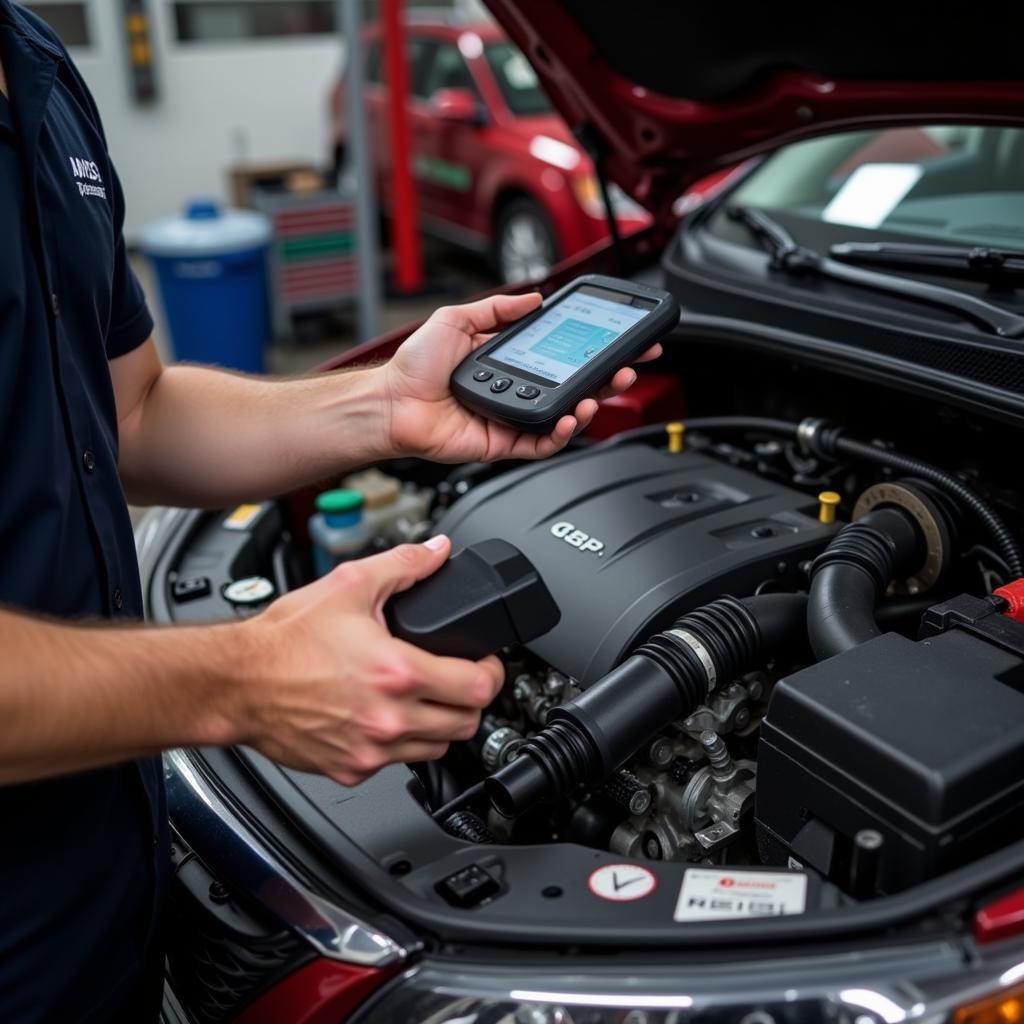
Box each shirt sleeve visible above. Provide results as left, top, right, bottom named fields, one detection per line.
left=105, top=162, right=155, bottom=360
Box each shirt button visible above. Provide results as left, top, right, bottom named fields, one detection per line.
left=113, top=588, right=124, bottom=610
left=50, top=293, right=60, bottom=317
left=82, top=449, right=96, bottom=473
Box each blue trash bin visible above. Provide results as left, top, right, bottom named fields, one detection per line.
left=139, top=200, right=272, bottom=373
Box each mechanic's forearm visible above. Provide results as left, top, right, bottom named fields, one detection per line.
left=0, top=607, right=251, bottom=785
left=119, top=363, right=390, bottom=507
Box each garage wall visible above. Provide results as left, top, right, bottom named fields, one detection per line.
left=26, top=0, right=488, bottom=239
left=53, top=1, right=343, bottom=238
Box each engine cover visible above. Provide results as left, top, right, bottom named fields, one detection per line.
left=439, top=443, right=835, bottom=684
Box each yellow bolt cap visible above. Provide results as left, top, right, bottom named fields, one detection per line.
left=666, top=422, right=685, bottom=453
left=818, top=490, right=841, bottom=524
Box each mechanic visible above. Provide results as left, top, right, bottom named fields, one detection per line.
left=0, top=3, right=660, bottom=1021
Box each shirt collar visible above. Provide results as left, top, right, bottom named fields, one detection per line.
left=0, top=0, right=63, bottom=62
left=0, top=1, right=60, bottom=159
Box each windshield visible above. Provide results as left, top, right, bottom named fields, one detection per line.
left=730, top=126, right=1024, bottom=249
left=484, top=41, right=552, bottom=117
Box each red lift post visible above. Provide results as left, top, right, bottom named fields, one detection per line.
left=382, top=0, right=424, bottom=293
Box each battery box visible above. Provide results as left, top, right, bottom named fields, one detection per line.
left=756, top=594, right=1024, bottom=894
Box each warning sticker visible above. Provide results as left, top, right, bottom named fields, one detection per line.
left=588, top=863, right=657, bottom=902
left=674, top=868, right=807, bottom=922
left=223, top=503, right=263, bottom=531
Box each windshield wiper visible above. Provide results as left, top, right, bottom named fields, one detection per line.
left=726, top=205, right=1024, bottom=339
left=829, top=241, right=1024, bottom=285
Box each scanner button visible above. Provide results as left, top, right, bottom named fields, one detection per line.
left=515, top=385, right=540, bottom=400
left=490, top=377, right=513, bottom=393
left=472, top=368, right=493, bottom=382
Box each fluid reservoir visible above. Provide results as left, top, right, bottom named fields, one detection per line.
left=308, top=488, right=369, bottom=576
left=342, top=469, right=432, bottom=543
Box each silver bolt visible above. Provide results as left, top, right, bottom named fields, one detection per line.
left=855, top=828, right=884, bottom=850
left=700, top=730, right=734, bottom=781
left=629, top=790, right=652, bottom=816
left=648, top=737, right=673, bottom=767
left=543, top=672, right=564, bottom=696
left=512, top=677, right=532, bottom=702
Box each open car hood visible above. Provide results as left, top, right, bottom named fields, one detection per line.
left=485, top=1, right=1024, bottom=220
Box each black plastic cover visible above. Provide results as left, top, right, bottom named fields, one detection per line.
left=757, top=609, right=1024, bottom=893
left=439, top=443, right=834, bottom=684
left=385, top=539, right=560, bottom=659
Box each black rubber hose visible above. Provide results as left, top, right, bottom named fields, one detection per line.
left=606, top=416, right=1022, bottom=581
left=485, top=592, right=807, bottom=819
left=600, top=416, right=800, bottom=449
left=807, top=506, right=922, bottom=661
left=827, top=434, right=1024, bottom=579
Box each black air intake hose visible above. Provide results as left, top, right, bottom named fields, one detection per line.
left=803, top=421, right=1023, bottom=579
left=807, top=506, right=922, bottom=661
left=829, top=434, right=1022, bottom=579
left=485, top=593, right=806, bottom=819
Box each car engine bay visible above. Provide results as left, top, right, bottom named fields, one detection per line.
left=150, top=364, right=1024, bottom=912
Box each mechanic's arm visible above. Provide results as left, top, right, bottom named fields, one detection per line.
left=111, top=337, right=391, bottom=507
left=0, top=538, right=501, bottom=786
left=113, top=292, right=660, bottom=507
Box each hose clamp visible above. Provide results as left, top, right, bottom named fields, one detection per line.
left=668, top=628, right=718, bottom=698
left=797, top=417, right=825, bottom=455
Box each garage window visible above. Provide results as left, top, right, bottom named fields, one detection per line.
left=22, top=2, right=91, bottom=47
left=173, top=1, right=336, bottom=42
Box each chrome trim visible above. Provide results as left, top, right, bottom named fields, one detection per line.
left=133, top=506, right=187, bottom=578
left=164, top=749, right=407, bottom=967
left=133, top=506, right=193, bottom=621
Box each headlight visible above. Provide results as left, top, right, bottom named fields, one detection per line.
left=955, top=982, right=1024, bottom=1024
left=352, top=945, right=1024, bottom=1024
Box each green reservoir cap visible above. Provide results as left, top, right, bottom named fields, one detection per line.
left=316, top=489, right=364, bottom=514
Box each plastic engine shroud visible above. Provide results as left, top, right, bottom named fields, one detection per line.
left=438, top=443, right=837, bottom=685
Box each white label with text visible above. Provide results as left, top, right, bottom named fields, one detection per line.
left=674, top=868, right=807, bottom=922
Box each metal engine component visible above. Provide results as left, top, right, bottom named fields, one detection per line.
left=609, top=730, right=756, bottom=862
left=481, top=726, right=525, bottom=772
left=501, top=661, right=768, bottom=862
left=681, top=673, right=764, bottom=738
left=603, top=770, right=653, bottom=816
left=510, top=670, right=574, bottom=726
left=605, top=672, right=770, bottom=863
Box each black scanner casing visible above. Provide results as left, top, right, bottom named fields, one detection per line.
left=451, top=274, right=679, bottom=433
left=385, top=539, right=560, bottom=660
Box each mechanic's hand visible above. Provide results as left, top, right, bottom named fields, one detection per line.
left=380, top=292, right=662, bottom=463
left=237, top=536, right=503, bottom=787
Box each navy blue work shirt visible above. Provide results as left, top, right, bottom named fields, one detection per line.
left=0, top=2, right=168, bottom=1021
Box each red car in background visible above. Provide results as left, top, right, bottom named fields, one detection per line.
left=329, top=15, right=650, bottom=283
